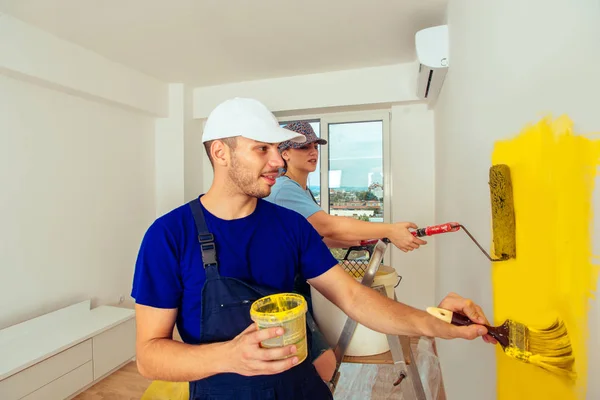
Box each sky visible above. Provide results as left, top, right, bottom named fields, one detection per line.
left=299, top=121, right=384, bottom=190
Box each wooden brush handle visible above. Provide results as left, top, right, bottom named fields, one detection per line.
left=426, top=307, right=474, bottom=326
left=427, top=307, right=505, bottom=345
left=427, top=307, right=494, bottom=329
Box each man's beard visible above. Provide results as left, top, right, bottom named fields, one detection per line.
left=227, top=153, right=272, bottom=199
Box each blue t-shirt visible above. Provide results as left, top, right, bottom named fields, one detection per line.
left=131, top=196, right=337, bottom=344
left=265, top=176, right=322, bottom=219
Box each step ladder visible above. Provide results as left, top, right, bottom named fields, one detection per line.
left=328, top=239, right=427, bottom=400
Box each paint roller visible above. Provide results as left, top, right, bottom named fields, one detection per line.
left=412, top=164, right=517, bottom=261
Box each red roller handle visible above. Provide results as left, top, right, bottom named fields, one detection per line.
left=411, top=222, right=461, bottom=237
left=359, top=222, right=460, bottom=245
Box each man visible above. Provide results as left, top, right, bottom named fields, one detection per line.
left=131, top=97, right=493, bottom=399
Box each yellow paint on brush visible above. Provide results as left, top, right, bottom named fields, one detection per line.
left=491, top=115, right=600, bottom=400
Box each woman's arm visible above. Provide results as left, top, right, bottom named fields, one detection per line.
left=307, top=210, right=427, bottom=252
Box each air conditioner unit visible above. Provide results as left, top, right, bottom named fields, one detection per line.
left=415, top=25, right=448, bottom=104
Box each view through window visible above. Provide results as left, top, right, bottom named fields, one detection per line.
left=327, top=121, right=384, bottom=222
left=327, top=120, right=384, bottom=260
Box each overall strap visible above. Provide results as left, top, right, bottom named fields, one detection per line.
left=188, top=198, right=218, bottom=270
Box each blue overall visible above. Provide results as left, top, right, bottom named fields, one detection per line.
left=187, top=199, right=333, bottom=400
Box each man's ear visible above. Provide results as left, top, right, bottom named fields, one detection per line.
left=281, top=149, right=289, bottom=161
left=211, top=140, right=230, bottom=166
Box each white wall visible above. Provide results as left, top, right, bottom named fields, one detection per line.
left=155, top=83, right=206, bottom=215
left=390, top=104, right=436, bottom=310
left=200, top=132, right=214, bottom=194
left=434, top=0, right=600, bottom=399
left=184, top=98, right=205, bottom=202
left=155, top=84, right=186, bottom=217
left=193, top=63, right=421, bottom=118
left=0, top=14, right=167, bottom=330
left=0, top=74, right=156, bottom=329
left=0, top=13, right=168, bottom=117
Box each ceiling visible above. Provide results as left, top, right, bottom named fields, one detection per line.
left=0, top=0, right=447, bottom=86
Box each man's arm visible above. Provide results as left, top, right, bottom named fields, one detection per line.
left=135, top=304, right=300, bottom=381
left=135, top=304, right=227, bottom=381
left=307, top=211, right=427, bottom=253
left=307, top=265, right=490, bottom=340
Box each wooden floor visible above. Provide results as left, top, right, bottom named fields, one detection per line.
left=73, top=339, right=445, bottom=399
left=73, top=362, right=151, bottom=400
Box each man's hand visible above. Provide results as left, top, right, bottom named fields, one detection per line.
left=388, top=222, right=427, bottom=252
left=223, top=323, right=300, bottom=376
left=438, top=292, right=497, bottom=344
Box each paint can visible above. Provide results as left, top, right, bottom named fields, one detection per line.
left=250, top=293, right=308, bottom=363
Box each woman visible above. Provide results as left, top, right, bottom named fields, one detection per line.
left=266, top=121, right=426, bottom=252
left=264, top=120, right=427, bottom=386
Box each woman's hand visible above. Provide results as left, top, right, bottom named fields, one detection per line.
left=387, top=222, right=427, bottom=252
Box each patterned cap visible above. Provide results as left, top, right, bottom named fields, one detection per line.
left=278, top=121, right=327, bottom=152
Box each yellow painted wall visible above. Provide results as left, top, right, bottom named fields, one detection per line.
left=491, top=116, right=600, bottom=399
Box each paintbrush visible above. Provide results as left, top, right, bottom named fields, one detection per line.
left=427, top=307, right=576, bottom=379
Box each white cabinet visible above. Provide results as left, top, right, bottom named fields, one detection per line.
left=92, top=318, right=136, bottom=380
left=0, top=340, right=92, bottom=400
left=0, top=301, right=135, bottom=400
left=21, top=362, right=94, bottom=400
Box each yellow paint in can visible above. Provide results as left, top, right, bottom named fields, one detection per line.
left=250, top=293, right=308, bottom=364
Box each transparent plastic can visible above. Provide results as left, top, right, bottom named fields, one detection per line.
left=250, top=293, right=308, bottom=363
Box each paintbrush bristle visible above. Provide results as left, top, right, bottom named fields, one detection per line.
left=505, top=319, right=576, bottom=379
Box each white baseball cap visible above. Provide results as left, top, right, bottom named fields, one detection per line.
left=202, top=98, right=307, bottom=145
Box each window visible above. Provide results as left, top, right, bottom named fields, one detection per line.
left=327, top=121, right=384, bottom=222
left=279, top=111, right=390, bottom=261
